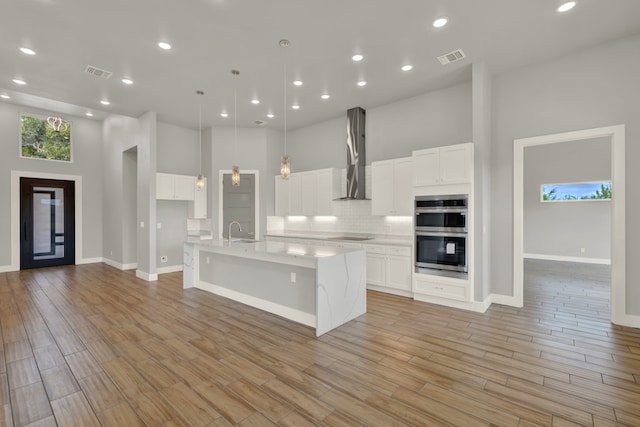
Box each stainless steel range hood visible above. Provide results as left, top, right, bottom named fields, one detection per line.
left=335, top=106, right=369, bottom=200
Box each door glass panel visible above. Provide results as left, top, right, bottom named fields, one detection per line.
left=33, top=186, right=65, bottom=261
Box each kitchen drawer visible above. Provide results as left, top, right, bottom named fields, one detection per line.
left=388, top=246, right=411, bottom=257
left=413, top=277, right=469, bottom=301
left=363, top=244, right=387, bottom=255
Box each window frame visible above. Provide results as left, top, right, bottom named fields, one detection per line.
left=540, top=180, right=612, bottom=203
left=19, top=112, right=74, bottom=163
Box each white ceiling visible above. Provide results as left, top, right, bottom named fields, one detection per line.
left=1, top=0, right=640, bottom=131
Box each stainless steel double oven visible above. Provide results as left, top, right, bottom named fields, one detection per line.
left=415, top=194, right=468, bottom=273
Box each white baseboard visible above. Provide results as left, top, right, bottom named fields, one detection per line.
left=157, top=265, right=183, bottom=275
left=136, top=270, right=158, bottom=282
left=413, top=292, right=491, bottom=313
left=524, top=253, right=610, bottom=265
left=367, top=284, right=413, bottom=298
left=78, top=257, right=104, bottom=265
left=614, top=313, right=640, bottom=329
left=0, top=265, right=17, bottom=273
left=196, top=280, right=316, bottom=328
left=489, top=293, right=523, bottom=308
left=103, top=258, right=137, bottom=271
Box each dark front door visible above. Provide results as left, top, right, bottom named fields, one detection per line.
left=20, top=177, right=75, bottom=269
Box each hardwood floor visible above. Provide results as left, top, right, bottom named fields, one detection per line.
left=1, top=261, right=639, bottom=426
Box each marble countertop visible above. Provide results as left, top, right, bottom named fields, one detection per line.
left=186, top=238, right=363, bottom=261
left=264, top=231, right=412, bottom=247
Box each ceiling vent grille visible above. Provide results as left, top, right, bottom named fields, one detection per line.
left=84, top=65, right=113, bottom=79
left=253, top=120, right=266, bottom=126
left=437, top=49, right=466, bottom=65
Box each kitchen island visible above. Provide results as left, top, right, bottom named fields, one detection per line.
left=183, top=239, right=366, bottom=336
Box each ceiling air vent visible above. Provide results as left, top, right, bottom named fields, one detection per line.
left=253, top=120, right=266, bottom=126
left=84, top=65, right=113, bottom=79
left=437, top=49, right=466, bottom=65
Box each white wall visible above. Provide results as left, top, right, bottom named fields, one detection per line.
left=0, top=102, right=103, bottom=269
left=492, top=34, right=640, bottom=314
left=524, top=137, right=611, bottom=260
left=287, top=82, right=473, bottom=172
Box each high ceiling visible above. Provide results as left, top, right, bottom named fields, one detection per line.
left=1, top=0, right=640, bottom=131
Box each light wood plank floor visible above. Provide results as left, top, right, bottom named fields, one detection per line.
left=1, top=261, right=638, bottom=426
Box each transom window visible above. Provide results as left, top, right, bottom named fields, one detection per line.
left=20, top=114, right=72, bottom=162
left=541, top=181, right=611, bottom=202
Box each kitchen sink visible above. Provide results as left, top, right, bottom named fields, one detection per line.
left=327, top=236, right=374, bottom=241
left=229, top=238, right=260, bottom=244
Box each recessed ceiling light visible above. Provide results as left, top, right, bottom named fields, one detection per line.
left=220, top=112, right=229, bottom=118
left=433, top=17, right=449, bottom=28
left=352, top=54, right=364, bottom=62
left=121, top=78, right=133, bottom=85
left=321, top=94, right=330, bottom=100
left=557, top=1, right=577, bottom=12
left=357, top=80, right=367, bottom=87
left=401, top=64, right=414, bottom=72
left=100, top=100, right=110, bottom=105
left=1, top=94, right=10, bottom=99
left=12, top=79, right=26, bottom=85
left=267, top=113, right=275, bottom=118
left=291, top=104, right=300, bottom=110
left=251, top=99, right=260, bottom=105
left=85, top=112, right=93, bottom=117
left=19, top=47, right=36, bottom=55
left=293, top=80, right=303, bottom=86
left=157, top=42, right=172, bottom=50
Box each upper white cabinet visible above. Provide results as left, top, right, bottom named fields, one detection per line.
left=413, top=143, right=473, bottom=186
left=275, top=169, right=340, bottom=216
left=372, top=157, right=413, bottom=215
left=156, top=173, right=195, bottom=201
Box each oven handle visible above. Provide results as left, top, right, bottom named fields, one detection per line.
left=415, top=207, right=467, bottom=214
left=416, top=231, right=467, bottom=238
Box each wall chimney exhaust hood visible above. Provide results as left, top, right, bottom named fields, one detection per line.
left=335, top=106, right=369, bottom=200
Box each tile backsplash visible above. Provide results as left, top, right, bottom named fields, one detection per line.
left=268, top=167, right=413, bottom=236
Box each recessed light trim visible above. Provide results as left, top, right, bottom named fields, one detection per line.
left=85, top=112, right=94, bottom=117
left=401, top=64, right=414, bottom=72
left=121, top=78, right=133, bottom=85
left=357, top=80, right=367, bottom=87
left=267, top=113, right=275, bottom=118
left=293, top=80, right=303, bottom=86
left=557, top=1, right=577, bottom=12
left=157, top=42, right=172, bottom=50
left=20, top=47, right=36, bottom=55
left=1, top=94, right=10, bottom=99
left=352, top=54, right=364, bottom=62
left=321, top=94, right=330, bottom=100
left=220, top=112, right=229, bottom=118
left=100, top=100, right=110, bottom=105
left=12, top=79, right=26, bottom=85
left=433, top=17, right=449, bottom=28
left=291, top=104, right=300, bottom=110
left=251, top=99, right=260, bottom=105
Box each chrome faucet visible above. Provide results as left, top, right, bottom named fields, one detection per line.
left=228, top=221, right=242, bottom=245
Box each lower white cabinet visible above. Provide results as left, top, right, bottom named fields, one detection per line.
left=364, top=244, right=411, bottom=293
left=413, top=274, right=471, bottom=302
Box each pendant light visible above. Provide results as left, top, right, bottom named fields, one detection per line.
left=231, top=69, right=241, bottom=186
left=279, top=39, right=291, bottom=179
left=195, top=90, right=205, bottom=190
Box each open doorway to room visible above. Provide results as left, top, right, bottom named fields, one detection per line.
left=218, top=170, right=260, bottom=240
left=513, top=125, right=626, bottom=325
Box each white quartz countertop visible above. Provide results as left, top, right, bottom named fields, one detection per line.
left=264, top=231, right=412, bottom=247
left=187, top=238, right=363, bottom=263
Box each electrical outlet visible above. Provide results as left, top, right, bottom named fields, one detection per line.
left=140, top=221, right=145, bottom=228
left=157, top=223, right=162, bottom=229
left=206, top=256, right=210, bottom=264
left=110, top=250, right=113, bottom=256
left=160, top=255, right=168, bottom=263
left=291, top=272, right=296, bottom=283
left=580, top=247, right=585, bottom=254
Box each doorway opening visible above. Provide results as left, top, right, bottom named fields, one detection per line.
left=513, top=125, right=626, bottom=325
left=218, top=170, right=259, bottom=240
left=20, top=177, right=75, bottom=269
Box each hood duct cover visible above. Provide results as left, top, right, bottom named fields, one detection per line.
left=335, top=106, right=369, bottom=200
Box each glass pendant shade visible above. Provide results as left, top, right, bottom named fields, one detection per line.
left=232, top=165, right=240, bottom=186
left=196, top=174, right=205, bottom=190
left=280, top=155, right=290, bottom=179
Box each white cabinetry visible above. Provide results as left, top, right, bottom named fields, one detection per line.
left=413, top=274, right=471, bottom=302
left=363, top=244, right=412, bottom=295
left=413, top=143, right=473, bottom=186
left=156, top=173, right=195, bottom=201
left=372, top=157, right=413, bottom=215
left=276, top=169, right=339, bottom=216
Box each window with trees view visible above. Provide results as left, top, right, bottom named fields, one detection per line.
left=541, top=181, right=611, bottom=202
left=21, top=114, right=72, bottom=161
